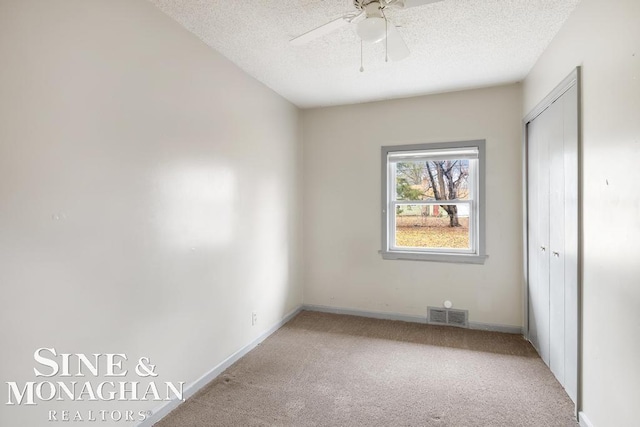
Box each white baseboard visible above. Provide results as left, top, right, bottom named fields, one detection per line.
left=302, top=304, right=523, bottom=335
left=303, top=304, right=427, bottom=324
left=137, top=305, right=303, bottom=427
left=579, top=412, right=594, bottom=427
left=468, top=320, right=523, bottom=334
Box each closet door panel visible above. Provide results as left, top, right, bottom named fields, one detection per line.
left=539, top=109, right=551, bottom=365
left=548, top=99, right=566, bottom=384
left=535, top=108, right=551, bottom=365
left=527, top=118, right=541, bottom=353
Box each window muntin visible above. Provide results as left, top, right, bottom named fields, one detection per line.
left=381, top=141, right=486, bottom=263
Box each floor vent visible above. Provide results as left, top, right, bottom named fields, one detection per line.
left=427, top=307, right=469, bottom=328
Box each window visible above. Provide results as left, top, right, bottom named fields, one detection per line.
left=381, top=140, right=486, bottom=263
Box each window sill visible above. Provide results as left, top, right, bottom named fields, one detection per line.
left=379, top=250, right=488, bottom=264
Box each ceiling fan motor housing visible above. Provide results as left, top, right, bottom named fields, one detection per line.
left=355, top=1, right=384, bottom=15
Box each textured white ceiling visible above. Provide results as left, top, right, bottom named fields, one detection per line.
left=149, top=0, right=580, bottom=108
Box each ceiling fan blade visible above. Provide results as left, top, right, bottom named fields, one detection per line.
left=386, top=24, right=410, bottom=61
left=392, top=0, right=443, bottom=9
left=290, top=14, right=355, bottom=46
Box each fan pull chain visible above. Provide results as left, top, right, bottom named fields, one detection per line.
left=360, top=40, right=364, bottom=72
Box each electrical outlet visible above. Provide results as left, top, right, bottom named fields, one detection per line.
left=251, top=312, right=257, bottom=326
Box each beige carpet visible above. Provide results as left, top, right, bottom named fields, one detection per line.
left=157, top=311, right=578, bottom=426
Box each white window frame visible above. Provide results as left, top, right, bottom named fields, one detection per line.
left=380, top=140, right=487, bottom=264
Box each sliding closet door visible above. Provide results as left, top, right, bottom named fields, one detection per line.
left=526, top=75, right=579, bottom=405
left=527, top=116, right=540, bottom=354
left=548, top=97, right=565, bottom=384
left=527, top=105, right=550, bottom=365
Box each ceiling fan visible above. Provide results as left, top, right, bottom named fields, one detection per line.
left=290, top=0, right=443, bottom=63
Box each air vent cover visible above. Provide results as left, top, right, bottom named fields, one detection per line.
left=428, top=308, right=447, bottom=324
left=427, top=307, right=469, bottom=328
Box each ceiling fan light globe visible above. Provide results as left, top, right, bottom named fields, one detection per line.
left=357, top=17, right=386, bottom=43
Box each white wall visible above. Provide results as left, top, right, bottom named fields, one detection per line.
left=523, top=1, right=640, bottom=425
left=0, top=1, right=301, bottom=425
left=302, top=84, right=523, bottom=328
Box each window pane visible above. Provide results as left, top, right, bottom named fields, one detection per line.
left=395, top=159, right=472, bottom=201
left=395, top=204, right=470, bottom=249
